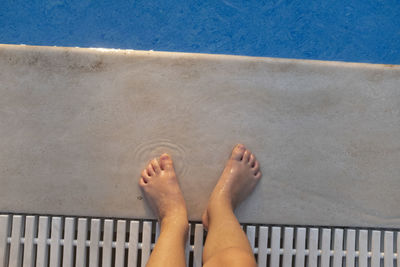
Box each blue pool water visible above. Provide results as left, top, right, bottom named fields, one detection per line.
left=1, top=0, right=399, bottom=64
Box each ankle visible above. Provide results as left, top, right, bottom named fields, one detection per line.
left=209, top=193, right=234, bottom=211
left=160, top=213, right=188, bottom=232
left=207, top=196, right=234, bottom=220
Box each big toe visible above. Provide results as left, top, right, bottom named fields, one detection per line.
left=160, top=153, right=174, bottom=170
left=231, top=144, right=246, bottom=161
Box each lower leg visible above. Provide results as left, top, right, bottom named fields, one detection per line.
left=202, top=144, right=262, bottom=267
left=147, top=216, right=188, bottom=267
left=203, top=200, right=255, bottom=265
left=138, top=154, right=188, bottom=267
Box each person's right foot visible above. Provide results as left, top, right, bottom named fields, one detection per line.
left=202, top=144, right=262, bottom=229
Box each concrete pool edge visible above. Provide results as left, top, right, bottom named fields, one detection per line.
left=0, top=43, right=399, bottom=227
left=1, top=43, right=399, bottom=69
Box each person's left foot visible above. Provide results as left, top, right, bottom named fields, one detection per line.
left=139, top=153, right=188, bottom=225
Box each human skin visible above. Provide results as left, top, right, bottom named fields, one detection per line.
left=139, top=144, right=261, bottom=267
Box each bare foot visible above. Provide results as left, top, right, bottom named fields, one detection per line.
left=139, top=153, right=188, bottom=226
left=202, top=144, right=262, bottom=229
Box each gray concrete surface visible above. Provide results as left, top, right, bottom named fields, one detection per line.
left=0, top=44, right=399, bottom=227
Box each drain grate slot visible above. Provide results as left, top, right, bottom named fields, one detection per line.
left=0, top=214, right=399, bottom=266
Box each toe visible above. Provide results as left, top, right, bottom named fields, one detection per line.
left=141, top=170, right=150, bottom=182
left=139, top=177, right=147, bottom=187
left=151, top=158, right=161, bottom=174
left=231, top=144, right=246, bottom=161
left=252, top=161, right=260, bottom=173
left=255, top=171, right=262, bottom=179
left=160, top=153, right=174, bottom=170
left=249, top=154, right=256, bottom=167
left=243, top=149, right=251, bottom=162
left=147, top=164, right=155, bottom=176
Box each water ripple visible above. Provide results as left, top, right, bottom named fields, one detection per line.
left=127, top=139, right=188, bottom=177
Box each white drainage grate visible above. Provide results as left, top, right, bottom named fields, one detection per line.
left=0, top=214, right=399, bottom=267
